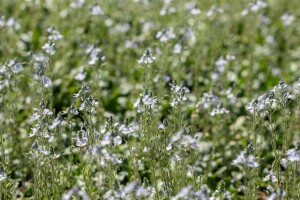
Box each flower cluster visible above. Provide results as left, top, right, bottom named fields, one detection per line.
left=169, top=81, right=189, bottom=108
left=138, top=49, right=156, bottom=64
left=156, top=27, right=176, bottom=43
left=133, top=90, right=158, bottom=113
left=241, top=0, right=267, bottom=16
left=232, top=148, right=259, bottom=168
left=245, top=81, right=292, bottom=113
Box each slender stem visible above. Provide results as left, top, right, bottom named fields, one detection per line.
left=253, top=107, right=257, bottom=155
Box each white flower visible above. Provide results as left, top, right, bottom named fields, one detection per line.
left=245, top=98, right=262, bottom=111
left=142, top=93, right=157, bottom=107
left=47, top=27, right=63, bottom=41
left=263, top=170, right=278, bottom=183
left=156, top=27, right=176, bottom=43
left=70, top=0, right=85, bottom=8
left=280, top=158, right=288, bottom=168
left=30, top=112, right=40, bottom=122
left=245, top=92, right=274, bottom=112
left=115, top=189, right=125, bottom=198
left=232, top=151, right=259, bottom=168
left=101, top=133, right=112, bottom=146
left=136, top=186, right=150, bottom=197
left=171, top=131, right=182, bottom=143
left=133, top=97, right=145, bottom=113
left=87, top=46, right=101, bottom=65
left=226, top=88, right=237, bottom=104
left=207, top=5, right=223, bottom=17
left=7, top=59, right=16, bottom=67
left=242, top=0, right=267, bottom=16
left=79, top=101, right=88, bottom=111
left=134, top=92, right=158, bottom=113
left=136, top=159, right=142, bottom=166
left=42, top=42, right=56, bottom=55
left=173, top=43, right=182, bottom=54
left=6, top=17, right=20, bottom=30
left=197, top=92, right=220, bottom=109
left=158, top=124, right=165, bottom=130
left=138, top=49, right=156, bottom=64
left=267, top=189, right=286, bottom=200
left=159, top=1, right=176, bottom=16
left=62, top=188, right=90, bottom=200
left=38, top=145, right=50, bottom=155
left=123, top=181, right=138, bottom=194
left=166, top=143, right=173, bottom=150
left=75, top=138, right=87, bottom=147
left=261, top=15, right=271, bottom=24
left=286, top=148, right=300, bottom=163
left=190, top=8, right=201, bottom=15
left=113, top=136, right=122, bottom=146
left=246, top=81, right=291, bottom=113
left=50, top=118, right=61, bottom=129
left=281, top=13, right=294, bottom=26
left=90, top=4, right=104, bottom=15
left=210, top=107, right=229, bottom=116
left=118, top=124, right=134, bottom=135
left=215, top=56, right=227, bottom=72
left=193, top=190, right=209, bottom=199
left=173, top=153, right=182, bottom=161
left=29, top=124, right=39, bottom=137
left=0, top=173, right=7, bottom=182
left=43, top=109, right=53, bottom=116
left=172, top=186, right=191, bottom=200
left=249, top=0, right=267, bottom=12
left=111, top=154, right=123, bottom=164
left=214, top=55, right=235, bottom=75
left=43, top=76, right=52, bottom=87
left=75, top=71, right=86, bottom=81
left=12, top=62, right=23, bottom=73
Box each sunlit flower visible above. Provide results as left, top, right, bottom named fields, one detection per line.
left=43, top=76, right=52, bottom=87
left=62, top=188, right=90, bottom=200
left=12, top=62, right=23, bottom=73
left=90, top=3, right=104, bottom=15
left=75, top=71, right=86, bottom=81
left=172, top=186, right=191, bottom=200
left=232, top=150, right=259, bottom=168
left=42, top=42, right=56, bottom=55
left=30, top=112, right=40, bottom=122
left=207, top=5, right=223, bottom=17
left=138, top=49, right=156, bottom=64
left=70, top=0, right=85, bottom=8
left=47, top=27, right=63, bottom=41
left=136, top=186, right=150, bottom=197
left=263, top=170, right=278, bottom=183
left=281, top=13, right=294, bottom=26
left=210, top=106, right=229, bottom=116
left=286, top=148, right=300, bottom=163
left=156, top=27, right=176, bottom=43
left=0, top=173, right=7, bottom=182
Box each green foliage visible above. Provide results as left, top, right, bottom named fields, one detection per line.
left=1, top=0, right=300, bottom=199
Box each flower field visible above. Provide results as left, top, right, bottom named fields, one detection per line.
left=1, top=0, right=300, bottom=199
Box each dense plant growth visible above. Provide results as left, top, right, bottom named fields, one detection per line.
left=1, top=0, right=300, bottom=199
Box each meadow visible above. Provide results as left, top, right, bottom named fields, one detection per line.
left=1, top=0, right=300, bottom=199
